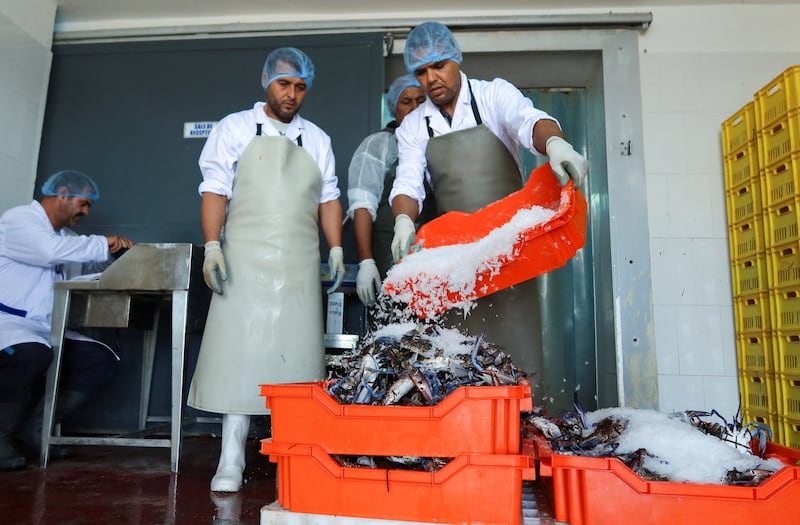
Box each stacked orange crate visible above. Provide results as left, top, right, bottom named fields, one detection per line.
left=258, top=382, right=536, bottom=524
left=722, top=101, right=776, bottom=434
left=756, top=65, right=800, bottom=444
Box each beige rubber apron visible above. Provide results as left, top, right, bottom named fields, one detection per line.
left=188, top=134, right=325, bottom=415
left=425, top=80, right=543, bottom=379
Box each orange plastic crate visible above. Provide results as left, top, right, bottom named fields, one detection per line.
left=260, top=381, right=532, bottom=456
left=536, top=440, right=800, bottom=525
left=260, top=440, right=535, bottom=525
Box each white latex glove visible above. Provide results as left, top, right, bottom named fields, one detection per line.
left=327, top=246, right=345, bottom=294
left=545, top=136, right=589, bottom=187
left=356, top=259, right=381, bottom=306
left=203, top=240, right=227, bottom=295
left=391, top=214, right=416, bottom=263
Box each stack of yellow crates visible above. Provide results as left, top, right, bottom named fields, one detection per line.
left=724, top=65, right=800, bottom=447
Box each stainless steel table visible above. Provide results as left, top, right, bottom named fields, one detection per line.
left=41, top=243, right=195, bottom=473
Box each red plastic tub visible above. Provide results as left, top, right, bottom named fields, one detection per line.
left=260, top=381, right=532, bottom=456
left=261, top=439, right=535, bottom=525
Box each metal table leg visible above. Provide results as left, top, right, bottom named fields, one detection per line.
left=41, top=287, right=71, bottom=468
left=170, top=290, right=189, bottom=473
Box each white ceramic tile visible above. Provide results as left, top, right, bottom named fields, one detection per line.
left=642, top=111, right=687, bottom=174
left=708, top=170, right=730, bottom=239
left=684, top=113, right=728, bottom=174
left=654, top=304, right=679, bottom=374
left=702, top=375, right=740, bottom=417
left=638, top=53, right=663, bottom=112
left=692, top=238, right=734, bottom=306
left=720, top=305, right=738, bottom=376
left=667, top=174, right=715, bottom=238
left=650, top=237, right=694, bottom=305
left=676, top=305, right=726, bottom=375
left=646, top=173, right=670, bottom=238
left=657, top=374, right=705, bottom=413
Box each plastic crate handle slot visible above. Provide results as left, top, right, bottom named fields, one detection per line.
left=741, top=223, right=752, bottom=232
left=748, top=336, right=760, bottom=344
left=786, top=291, right=799, bottom=299
left=790, top=335, right=800, bottom=343
left=768, top=83, right=781, bottom=96
left=771, top=122, right=785, bottom=136
left=744, top=260, right=754, bottom=268
left=783, top=247, right=796, bottom=256
left=779, top=204, right=792, bottom=216
left=776, top=162, right=789, bottom=174
left=751, top=376, right=763, bottom=384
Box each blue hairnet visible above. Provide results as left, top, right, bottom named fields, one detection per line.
left=404, top=22, right=463, bottom=74
left=261, top=47, right=315, bottom=91
left=386, top=74, right=422, bottom=118
left=40, top=170, right=100, bottom=202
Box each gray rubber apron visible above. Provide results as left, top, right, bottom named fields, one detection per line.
left=425, top=81, right=543, bottom=378
left=373, top=124, right=437, bottom=278
left=188, top=134, right=325, bottom=415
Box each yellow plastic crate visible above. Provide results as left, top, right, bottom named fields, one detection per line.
left=736, top=331, right=773, bottom=374
left=739, top=372, right=778, bottom=413
left=775, top=331, right=800, bottom=375
left=727, top=179, right=764, bottom=226
left=769, top=244, right=800, bottom=289
left=722, top=101, right=757, bottom=156
left=736, top=292, right=772, bottom=333
left=766, top=198, right=800, bottom=249
left=728, top=215, right=765, bottom=261
left=779, top=374, right=800, bottom=420
left=758, top=109, right=800, bottom=170
left=732, top=254, right=769, bottom=295
left=755, top=65, right=800, bottom=130
left=772, top=287, right=800, bottom=332
left=780, top=416, right=800, bottom=449
left=723, top=143, right=759, bottom=192
left=763, top=153, right=800, bottom=207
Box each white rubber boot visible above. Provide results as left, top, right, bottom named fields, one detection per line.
left=210, top=414, right=250, bottom=492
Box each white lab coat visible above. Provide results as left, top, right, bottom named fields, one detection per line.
left=0, top=200, right=110, bottom=350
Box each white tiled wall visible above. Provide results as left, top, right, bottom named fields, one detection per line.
left=641, top=5, right=800, bottom=416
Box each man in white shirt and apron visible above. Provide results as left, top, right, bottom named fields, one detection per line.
left=188, top=47, right=345, bottom=492
left=389, top=22, right=589, bottom=396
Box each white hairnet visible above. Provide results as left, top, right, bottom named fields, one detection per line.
left=261, top=47, right=315, bottom=90
left=40, top=170, right=100, bottom=202
left=404, top=21, right=463, bottom=74
left=386, top=74, right=422, bottom=118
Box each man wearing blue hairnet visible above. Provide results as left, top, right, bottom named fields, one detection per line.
left=0, top=170, right=132, bottom=470
left=346, top=73, right=435, bottom=306
left=188, top=47, right=344, bottom=492
left=389, top=22, right=589, bottom=379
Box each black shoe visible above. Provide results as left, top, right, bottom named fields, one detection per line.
left=0, top=437, right=27, bottom=471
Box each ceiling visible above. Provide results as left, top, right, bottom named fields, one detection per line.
left=53, top=0, right=792, bottom=35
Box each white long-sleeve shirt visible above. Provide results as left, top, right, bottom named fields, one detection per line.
left=198, top=102, right=340, bottom=203
left=390, top=72, right=558, bottom=211
left=0, top=201, right=110, bottom=349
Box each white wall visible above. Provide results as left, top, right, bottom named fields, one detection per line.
left=0, top=0, right=56, bottom=213
left=640, top=5, right=800, bottom=416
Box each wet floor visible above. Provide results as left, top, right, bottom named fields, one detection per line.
left=0, top=436, right=557, bottom=525
left=0, top=436, right=275, bottom=525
